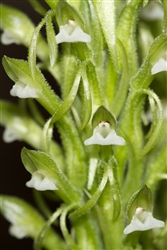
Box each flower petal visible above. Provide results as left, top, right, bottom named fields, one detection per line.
left=84, top=130, right=125, bottom=146
left=10, top=82, right=38, bottom=98
left=106, top=130, right=126, bottom=145
left=151, top=58, right=167, bottom=75
left=56, top=26, right=91, bottom=44
left=124, top=212, right=165, bottom=234
left=144, top=213, right=165, bottom=230
left=123, top=217, right=144, bottom=234
left=9, top=225, right=27, bottom=239
left=1, top=31, right=20, bottom=45
left=2, top=127, right=19, bottom=143
left=26, top=172, right=58, bottom=191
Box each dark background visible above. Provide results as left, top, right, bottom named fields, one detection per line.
left=0, top=1, right=50, bottom=249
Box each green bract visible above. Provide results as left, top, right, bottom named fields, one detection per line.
left=92, top=106, right=117, bottom=129
left=126, top=185, right=153, bottom=221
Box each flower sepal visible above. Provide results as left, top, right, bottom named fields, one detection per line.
left=92, top=106, right=117, bottom=129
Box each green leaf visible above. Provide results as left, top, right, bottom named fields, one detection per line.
left=46, top=15, right=58, bottom=67
left=117, top=0, right=143, bottom=76
left=51, top=69, right=81, bottom=123
left=42, top=117, right=53, bottom=154
left=28, top=0, right=47, bottom=16
left=34, top=206, right=67, bottom=250
left=92, top=0, right=118, bottom=72
left=141, top=91, right=163, bottom=156
left=146, top=144, right=167, bottom=190
left=107, top=157, right=121, bottom=221
left=110, top=39, right=129, bottom=116
left=132, top=33, right=167, bottom=89
left=80, top=64, right=92, bottom=129
left=69, top=167, right=108, bottom=219
left=60, top=204, right=81, bottom=250
left=80, top=0, right=103, bottom=66
left=45, top=0, right=59, bottom=10
left=21, top=148, right=80, bottom=204
left=86, top=61, right=104, bottom=113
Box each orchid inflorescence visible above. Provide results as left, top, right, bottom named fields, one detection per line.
left=0, top=0, right=166, bottom=249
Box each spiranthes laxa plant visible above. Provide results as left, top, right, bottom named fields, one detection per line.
left=0, top=0, right=167, bottom=249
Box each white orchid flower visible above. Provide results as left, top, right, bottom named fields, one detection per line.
left=9, top=224, right=28, bottom=239
left=10, top=81, right=38, bottom=98
left=1, top=31, right=20, bottom=45
left=124, top=207, right=165, bottom=234
left=151, top=58, right=167, bottom=75
left=56, top=20, right=91, bottom=44
left=84, top=121, right=125, bottom=146
left=2, top=127, right=21, bottom=143
left=26, top=171, right=58, bottom=191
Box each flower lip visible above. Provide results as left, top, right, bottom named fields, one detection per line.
left=56, top=19, right=91, bottom=44
left=10, top=81, right=39, bottom=99
left=123, top=206, right=165, bottom=235
left=84, top=121, right=125, bottom=146
left=26, top=171, right=58, bottom=191
left=151, top=58, right=167, bottom=75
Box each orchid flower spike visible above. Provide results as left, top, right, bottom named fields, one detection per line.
left=26, top=171, right=58, bottom=191
left=56, top=19, right=91, bottom=44
left=151, top=58, right=167, bottom=75
left=10, top=80, right=38, bottom=98
left=84, top=121, right=125, bottom=146
left=124, top=207, right=165, bottom=234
